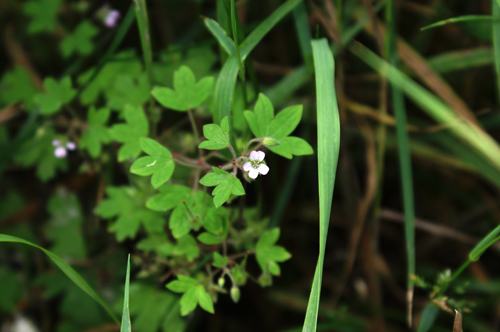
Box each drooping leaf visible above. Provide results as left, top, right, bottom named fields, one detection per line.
left=109, top=104, right=149, bottom=161
left=0, top=234, right=118, bottom=323
left=79, top=107, right=112, bottom=158
left=151, top=65, right=214, bottom=111
left=34, top=77, right=76, bottom=115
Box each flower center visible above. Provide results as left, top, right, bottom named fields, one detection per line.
left=251, top=161, right=260, bottom=168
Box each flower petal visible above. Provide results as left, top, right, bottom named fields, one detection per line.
left=66, top=142, right=76, bottom=150
left=248, top=168, right=259, bottom=179
left=257, top=164, right=269, bottom=175
left=256, top=150, right=265, bottom=162
left=249, top=150, right=258, bottom=161
left=243, top=162, right=252, bottom=172
left=54, top=147, right=67, bottom=158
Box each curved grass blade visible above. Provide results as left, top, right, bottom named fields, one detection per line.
left=421, top=15, right=492, bottom=31
left=134, top=0, right=153, bottom=82
left=417, top=303, right=440, bottom=332
left=213, top=0, right=301, bottom=126
left=76, top=5, right=136, bottom=97
left=0, top=234, right=119, bottom=324
left=349, top=41, right=500, bottom=173
left=493, top=0, right=500, bottom=101
left=203, top=17, right=235, bottom=55
left=386, top=0, right=415, bottom=325
left=120, top=254, right=132, bottom=332
left=293, top=1, right=313, bottom=70
left=302, top=39, right=340, bottom=332
left=427, top=48, right=493, bottom=74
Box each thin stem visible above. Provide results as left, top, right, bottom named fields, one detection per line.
left=173, top=158, right=207, bottom=170
left=230, top=0, right=249, bottom=108
left=437, top=259, right=472, bottom=297
left=187, top=109, right=200, bottom=142
left=228, top=144, right=238, bottom=160
left=242, top=138, right=263, bottom=155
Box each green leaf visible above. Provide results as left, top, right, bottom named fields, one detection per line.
left=199, top=117, right=230, bottom=150
left=60, top=21, right=98, bottom=58
left=120, top=255, right=131, bottom=332
left=255, top=228, right=291, bottom=276
left=95, top=186, right=165, bottom=241
left=197, top=232, right=223, bottom=245
left=166, top=276, right=214, bottom=316
left=169, top=204, right=191, bottom=239
left=0, top=66, right=39, bottom=110
left=105, top=73, right=150, bottom=111
left=45, top=193, right=86, bottom=260
left=172, top=235, right=199, bottom=262
left=152, top=45, right=217, bottom=87
left=137, top=233, right=174, bottom=258
left=213, top=252, right=228, bottom=268
left=199, top=167, right=245, bottom=208
left=77, top=50, right=142, bottom=105
left=34, top=77, right=76, bottom=114
left=79, top=107, right=111, bottom=158
left=266, top=105, right=302, bottom=140
left=24, top=0, right=62, bottom=33
left=129, top=283, right=184, bottom=332
left=109, top=104, right=149, bottom=161
left=417, top=303, right=440, bottom=332
left=269, top=136, right=313, bottom=159
left=302, top=38, right=341, bottom=332
left=146, top=184, right=191, bottom=212
left=130, top=137, right=175, bottom=188
left=0, top=234, right=119, bottom=324
left=13, top=127, right=67, bottom=181
left=151, top=65, right=214, bottom=111
left=166, top=275, right=198, bottom=293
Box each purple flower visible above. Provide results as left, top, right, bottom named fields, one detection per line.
left=105, top=9, right=120, bottom=28
left=53, top=140, right=77, bottom=158
left=243, top=150, right=269, bottom=179
left=54, top=146, right=67, bottom=158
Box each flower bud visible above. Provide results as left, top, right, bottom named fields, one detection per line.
left=218, top=277, right=225, bottom=288
left=262, top=137, right=280, bottom=147
left=230, top=286, right=240, bottom=303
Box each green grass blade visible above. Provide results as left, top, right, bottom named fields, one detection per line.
left=349, top=42, right=500, bottom=173
left=386, top=0, right=415, bottom=325
left=212, top=0, right=301, bottom=125
left=293, top=2, right=313, bottom=70
left=203, top=17, right=235, bottom=55
left=417, top=303, right=440, bottom=332
left=427, top=48, right=493, bottom=73
left=0, top=234, right=119, bottom=324
left=493, top=0, right=500, bottom=100
left=469, top=224, right=500, bottom=261
left=421, top=15, right=492, bottom=31
left=120, top=254, right=132, bottom=332
left=302, top=38, right=340, bottom=332
left=76, top=5, right=136, bottom=97
left=134, top=0, right=153, bottom=82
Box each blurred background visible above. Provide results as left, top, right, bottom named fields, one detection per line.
left=2, top=0, right=500, bottom=331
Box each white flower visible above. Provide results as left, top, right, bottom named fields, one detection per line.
left=54, top=146, right=67, bottom=158
left=243, top=150, right=269, bottom=179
